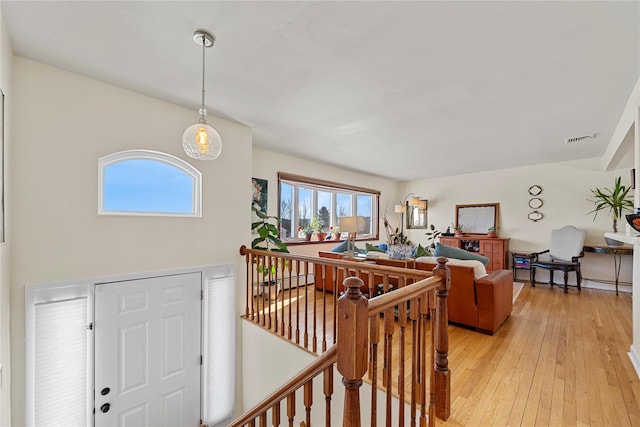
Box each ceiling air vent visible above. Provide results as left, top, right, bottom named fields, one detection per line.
left=565, top=133, right=596, bottom=144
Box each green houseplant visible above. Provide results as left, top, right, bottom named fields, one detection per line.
left=310, top=216, right=327, bottom=241
left=251, top=206, right=289, bottom=276
left=588, top=176, right=634, bottom=233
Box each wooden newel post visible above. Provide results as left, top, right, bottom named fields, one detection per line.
left=337, top=276, right=368, bottom=427
left=433, top=257, right=451, bottom=420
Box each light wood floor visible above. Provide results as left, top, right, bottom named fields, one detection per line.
left=442, top=283, right=640, bottom=427
left=251, top=283, right=640, bottom=426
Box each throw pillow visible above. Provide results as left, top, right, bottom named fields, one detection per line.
left=366, top=243, right=386, bottom=253
left=331, top=240, right=363, bottom=254
left=416, top=256, right=488, bottom=279
left=414, top=244, right=430, bottom=258
left=433, top=243, right=490, bottom=266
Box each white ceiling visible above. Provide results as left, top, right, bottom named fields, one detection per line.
left=2, top=1, right=639, bottom=181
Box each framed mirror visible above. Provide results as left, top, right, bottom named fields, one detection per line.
left=455, top=203, right=499, bottom=234
left=407, top=199, right=428, bottom=229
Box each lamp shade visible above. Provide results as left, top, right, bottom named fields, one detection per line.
left=182, top=122, right=223, bottom=160
left=339, top=216, right=358, bottom=233
left=409, top=196, right=420, bottom=206
left=394, top=205, right=405, bottom=213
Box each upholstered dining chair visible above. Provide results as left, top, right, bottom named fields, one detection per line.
left=530, top=225, right=587, bottom=293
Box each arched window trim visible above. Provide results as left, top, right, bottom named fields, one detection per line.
left=98, top=150, right=202, bottom=217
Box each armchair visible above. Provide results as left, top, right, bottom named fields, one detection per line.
left=530, top=225, right=587, bottom=293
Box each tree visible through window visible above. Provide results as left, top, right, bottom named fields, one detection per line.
left=98, top=150, right=202, bottom=217
left=278, top=172, right=379, bottom=242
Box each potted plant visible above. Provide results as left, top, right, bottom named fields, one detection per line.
left=251, top=206, right=289, bottom=278
left=454, top=223, right=463, bottom=237
left=310, top=216, right=327, bottom=241
left=330, top=225, right=341, bottom=240
left=487, top=226, right=497, bottom=238
left=383, top=215, right=414, bottom=259
left=298, top=225, right=314, bottom=241
left=588, top=176, right=634, bottom=235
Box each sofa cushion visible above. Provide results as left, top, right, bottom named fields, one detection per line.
left=331, top=240, right=364, bottom=253
left=433, top=243, right=490, bottom=266
left=365, top=243, right=386, bottom=253
left=416, top=256, right=488, bottom=280
left=414, top=244, right=430, bottom=258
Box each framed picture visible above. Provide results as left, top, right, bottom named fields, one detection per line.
left=252, top=178, right=268, bottom=213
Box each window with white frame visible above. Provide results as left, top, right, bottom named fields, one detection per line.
left=278, top=172, right=380, bottom=241
left=98, top=150, right=202, bottom=217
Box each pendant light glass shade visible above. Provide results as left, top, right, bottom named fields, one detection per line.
left=183, top=29, right=222, bottom=160
left=182, top=111, right=222, bottom=160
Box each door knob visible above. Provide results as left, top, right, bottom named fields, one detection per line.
left=100, top=403, right=110, bottom=413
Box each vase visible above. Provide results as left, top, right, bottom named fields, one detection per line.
left=333, top=232, right=341, bottom=240
left=316, top=232, right=327, bottom=241
left=454, top=230, right=463, bottom=237
left=387, top=244, right=414, bottom=259
left=305, top=233, right=312, bottom=241
left=487, top=231, right=497, bottom=238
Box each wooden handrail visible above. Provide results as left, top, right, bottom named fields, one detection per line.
left=240, top=245, right=432, bottom=280
left=367, top=275, right=442, bottom=315
left=236, top=246, right=451, bottom=426
left=228, top=345, right=338, bottom=426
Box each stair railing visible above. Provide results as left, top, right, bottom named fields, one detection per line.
left=234, top=247, right=451, bottom=426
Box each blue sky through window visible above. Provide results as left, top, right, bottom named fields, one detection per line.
left=103, top=159, right=194, bottom=214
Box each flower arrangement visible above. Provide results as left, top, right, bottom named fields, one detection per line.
left=382, top=214, right=414, bottom=259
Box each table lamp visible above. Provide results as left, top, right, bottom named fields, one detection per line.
left=340, top=216, right=366, bottom=255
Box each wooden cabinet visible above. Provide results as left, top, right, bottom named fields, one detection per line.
left=439, top=236, right=510, bottom=273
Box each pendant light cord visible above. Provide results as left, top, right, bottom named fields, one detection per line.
left=200, top=33, right=207, bottom=122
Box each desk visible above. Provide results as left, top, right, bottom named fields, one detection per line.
left=583, top=244, right=633, bottom=295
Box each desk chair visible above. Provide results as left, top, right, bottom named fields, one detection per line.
left=531, top=225, right=587, bottom=293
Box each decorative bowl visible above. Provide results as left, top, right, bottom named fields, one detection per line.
left=387, top=244, right=414, bottom=260
left=626, top=212, right=640, bottom=233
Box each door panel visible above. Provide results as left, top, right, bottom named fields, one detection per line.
left=95, top=273, right=201, bottom=427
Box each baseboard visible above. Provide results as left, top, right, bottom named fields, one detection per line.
left=514, top=271, right=632, bottom=294
left=629, top=345, right=640, bottom=380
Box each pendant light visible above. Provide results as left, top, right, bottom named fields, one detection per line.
left=182, top=29, right=222, bottom=160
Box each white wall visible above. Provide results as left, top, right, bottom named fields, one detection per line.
left=251, top=148, right=399, bottom=257
left=399, top=157, right=634, bottom=287
left=9, top=57, right=252, bottom=426
left=0, top=9, right=11, bottom=427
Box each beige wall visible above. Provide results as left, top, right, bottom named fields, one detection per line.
left=0, top=9, right=11, bottom=427
left=9, top=57, right=252, bottom=425
left=399, top=157, right=634, bottom=286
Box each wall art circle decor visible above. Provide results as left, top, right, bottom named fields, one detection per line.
left=528, top=197, right=543, bottom=209
left=528, top=185, right=542, bottom=196
left=528, top=211, right=543, bottom=222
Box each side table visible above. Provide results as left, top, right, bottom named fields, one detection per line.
left=511, top=251, right=536, bottom=281
left=583, top=244, right=633, bottom=295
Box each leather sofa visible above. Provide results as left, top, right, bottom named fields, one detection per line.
left=416, top=257, right=513, bottom=335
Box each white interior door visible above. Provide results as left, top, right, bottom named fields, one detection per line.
left=94, top=273, right=202, bottom=427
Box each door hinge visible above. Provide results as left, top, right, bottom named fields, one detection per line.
left=201, top=290, right=204, bottom=300
left=86, top=323, right=93, bottom=331
left=200, top=355, right=203, bottom=365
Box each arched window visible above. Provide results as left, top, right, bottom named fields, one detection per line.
left=98, top=150, right=202, bottom=217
